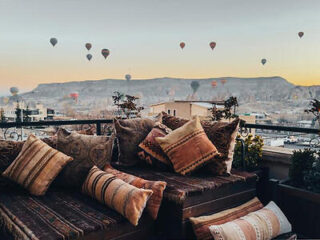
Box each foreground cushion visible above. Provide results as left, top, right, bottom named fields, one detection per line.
left=104, top=164, right=167, bottom=220
left=2, top=134, right=73, bottom=196
left=162, top=112, right=240, bottom=174
left=138, top=122, right=173, bottom=170
left=56, top=128, right=114, bottom=188
left=156, top=116, right=220, bottom=175
left=209, top=201, right=292, bottom=240
left=82, top=166, right=153, bottom=226
left=190, top=197, right=264, bottom=240
left=114, top=115, right=161, bottom=167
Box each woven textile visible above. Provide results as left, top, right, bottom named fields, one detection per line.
left=2, top=135, right=73, bottom=196
left=190, top=197, right=264, bottom=240
left=82, top=166, right=153, bottom=226
left=56, top=128, right=114, bottom=188
left=138, top=122, right=173, bottom=170
left=162, top=112, right=240, bottom=175
left=209, top=201, right=292, bottom=240
left=156, top=116, right=220, bottom=175
left=104, top=164, right=166, bottom=220
left=114, top=115, right=161, bottom=167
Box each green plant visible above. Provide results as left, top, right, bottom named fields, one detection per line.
left=210, top=96, right=239, bottom=121
left=112, top=92, right=144, bottom=119
left=233, top=134, right=264, bottom=171
left=304, top=99, right=320, bottom=127
left=304, top=155, right=320, bottom=193
left=289, top=149, right=315, bottom=188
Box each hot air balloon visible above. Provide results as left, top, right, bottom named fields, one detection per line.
left=211, top=80, right=217, bottom=88
left=298, top=32, right=304, bottom=38
left=191, top=81, right=200, bottom=94
left=220, top=79, right=227, bottom=86
left=10, top=87, right=19, bottom=96
left=209, top=42, right=216, bottom=50
left=69, top=92, right=79, bottom=103
left=50, top=38, right=58, bottom=47
left=86, top=54, right=92, bottom=61
left=125, top=74, right=131, bottom=82
left=261, top=59, right=267, bottom=65
left=180, top=42, right=185, bottom=49
left=101, top=49, right=110, bottom=59
left=85, top=43, right=92, bottom=51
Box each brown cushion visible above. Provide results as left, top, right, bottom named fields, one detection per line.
left=138, top=122, right=173, bottom=170
left=2, top=134, right=73, bottom=196
left=156, top=116, right=220, bottom=175
left=162, top=112, right=240, bottom=174
left=56, top=128, right=114, bottom=188
left=190, top=197, right=263, bottom=240
left=104, top=164, right=167, bottom=220
left=82, top=166, right=153, bottom=226
left=114, top=115, right=161, bottom=167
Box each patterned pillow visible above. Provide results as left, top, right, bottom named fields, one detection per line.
left=209, top=201, right=292, bottom=240
left=138, top=122, right=173, bottom=170
left=56, top=128, right=114, bottom=188
left=2, top=134, right=73, bottom=196
left=156, top=116, right=220, bottom=175
left=190, top=197, right=264, bottom=240
left=82, top=166, right=153, bottom=226
left=162, top=112, right=240, bottom=175
left=104, top=164, right=167, bottom=220
left=114, top=115, right=161, bottom=167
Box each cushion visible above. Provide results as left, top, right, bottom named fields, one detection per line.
left=2, top=134, right=73, bottom=196
left=156, top=116, right=220, bottom=175
left=104, top=164, right=167, bottom=220
left=209, top=201, right=292, bottom=240
left=190, top=197, right=264, bottom=240
left=114, top=115, right=161, bottom=167
left=82, top=166, right=153, bottom=226
left=162, top=112, right=240, bottom=174
left=138, top=122, right=173, bottom=170
left=56, top=128, right=114, bottom=188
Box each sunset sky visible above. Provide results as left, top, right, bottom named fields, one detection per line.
left=0, top=0, right=320, bottom=94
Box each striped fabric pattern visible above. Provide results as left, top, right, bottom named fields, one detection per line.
left=190, top=197, right=263, bottom=240
left=156, top=116, right=220, bottom=175
left=209, top=201, right=292, bottom=240
left=82, top=166, right=153, bottom=226
left=2, top=134, right=73, bottom=196
left=104, top=164, right=167, bottom=220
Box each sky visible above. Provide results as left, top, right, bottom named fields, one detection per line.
left=0, top=0, right=320, bottom=94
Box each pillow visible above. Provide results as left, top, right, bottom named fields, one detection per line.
left=162, top=112, right=240, bottom=174
left=190, top=197, right=264, bottom=240
left=104, top=164, right=167, bottom=220
left=138, top=122, right=173, bottom=170
left=114, top=115, right=161, bottom=167
left=2, top=134, right=73, bottom=196
left=156, top=116, right=220, bottom=175
left=209, top=201, right=292, bottom=240
left=56, top=128, right=114, bottom=188
left=82, top=166, right=153, bottom=226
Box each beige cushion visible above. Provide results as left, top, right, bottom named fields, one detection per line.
left=82, top=166, right=153, bottom=226
left=2, top=134, right=73, bottom=196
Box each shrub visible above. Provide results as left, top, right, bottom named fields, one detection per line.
left=304, top=153, right=320, bottom=193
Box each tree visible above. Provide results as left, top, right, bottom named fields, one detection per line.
left=305, top=99, right=320, bottom=128
left=15, top=101, right=22, bottom=123
left=23, top=105, right=31, bottom=122
left=112, top=92, right=144, bottom=119
left=0, top=108, right=6, bottom=123
left=210, top=96, right=239, bottom=121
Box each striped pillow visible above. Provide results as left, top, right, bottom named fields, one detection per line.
left=82, top=166, right=153, bottom=226
left=209, top=201, right=292, bottom=240
left=156, top=116, right=220, bottom=175
left=2, top=134, right=73, bottom=196
left=104, top=164, right=167, bottom=220
left=190, top=197, right=264, bottom=240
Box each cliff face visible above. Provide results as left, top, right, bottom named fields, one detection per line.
left=19, top=77, right=320, bottom=110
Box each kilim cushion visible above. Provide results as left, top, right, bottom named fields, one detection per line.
left=56, top=128, right=114, bottom=188
left=156, top=116, right=220, bottom=175
left=162, top=112, right=240, bottom=175
left=190, top=197, right=264, bottom=240
left=104, top=164, right=167, bottom=220
left=82, top=166, right=153, bottom=226
left=2, top=134, right=73, bottom=196
left=209, top=201, right=292, bottom=240
left=114, top=115, right=161, bottom=167
left=138, top=122, right=173, bottom=170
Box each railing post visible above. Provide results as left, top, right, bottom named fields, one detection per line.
left=96, top=122, right=102, bottom=135
left=236, top=137, right=246, bottom=171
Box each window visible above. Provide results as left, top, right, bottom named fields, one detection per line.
left=173, top=110, right=176, bottom=116
left=168, top=109, right=171, bottom=114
